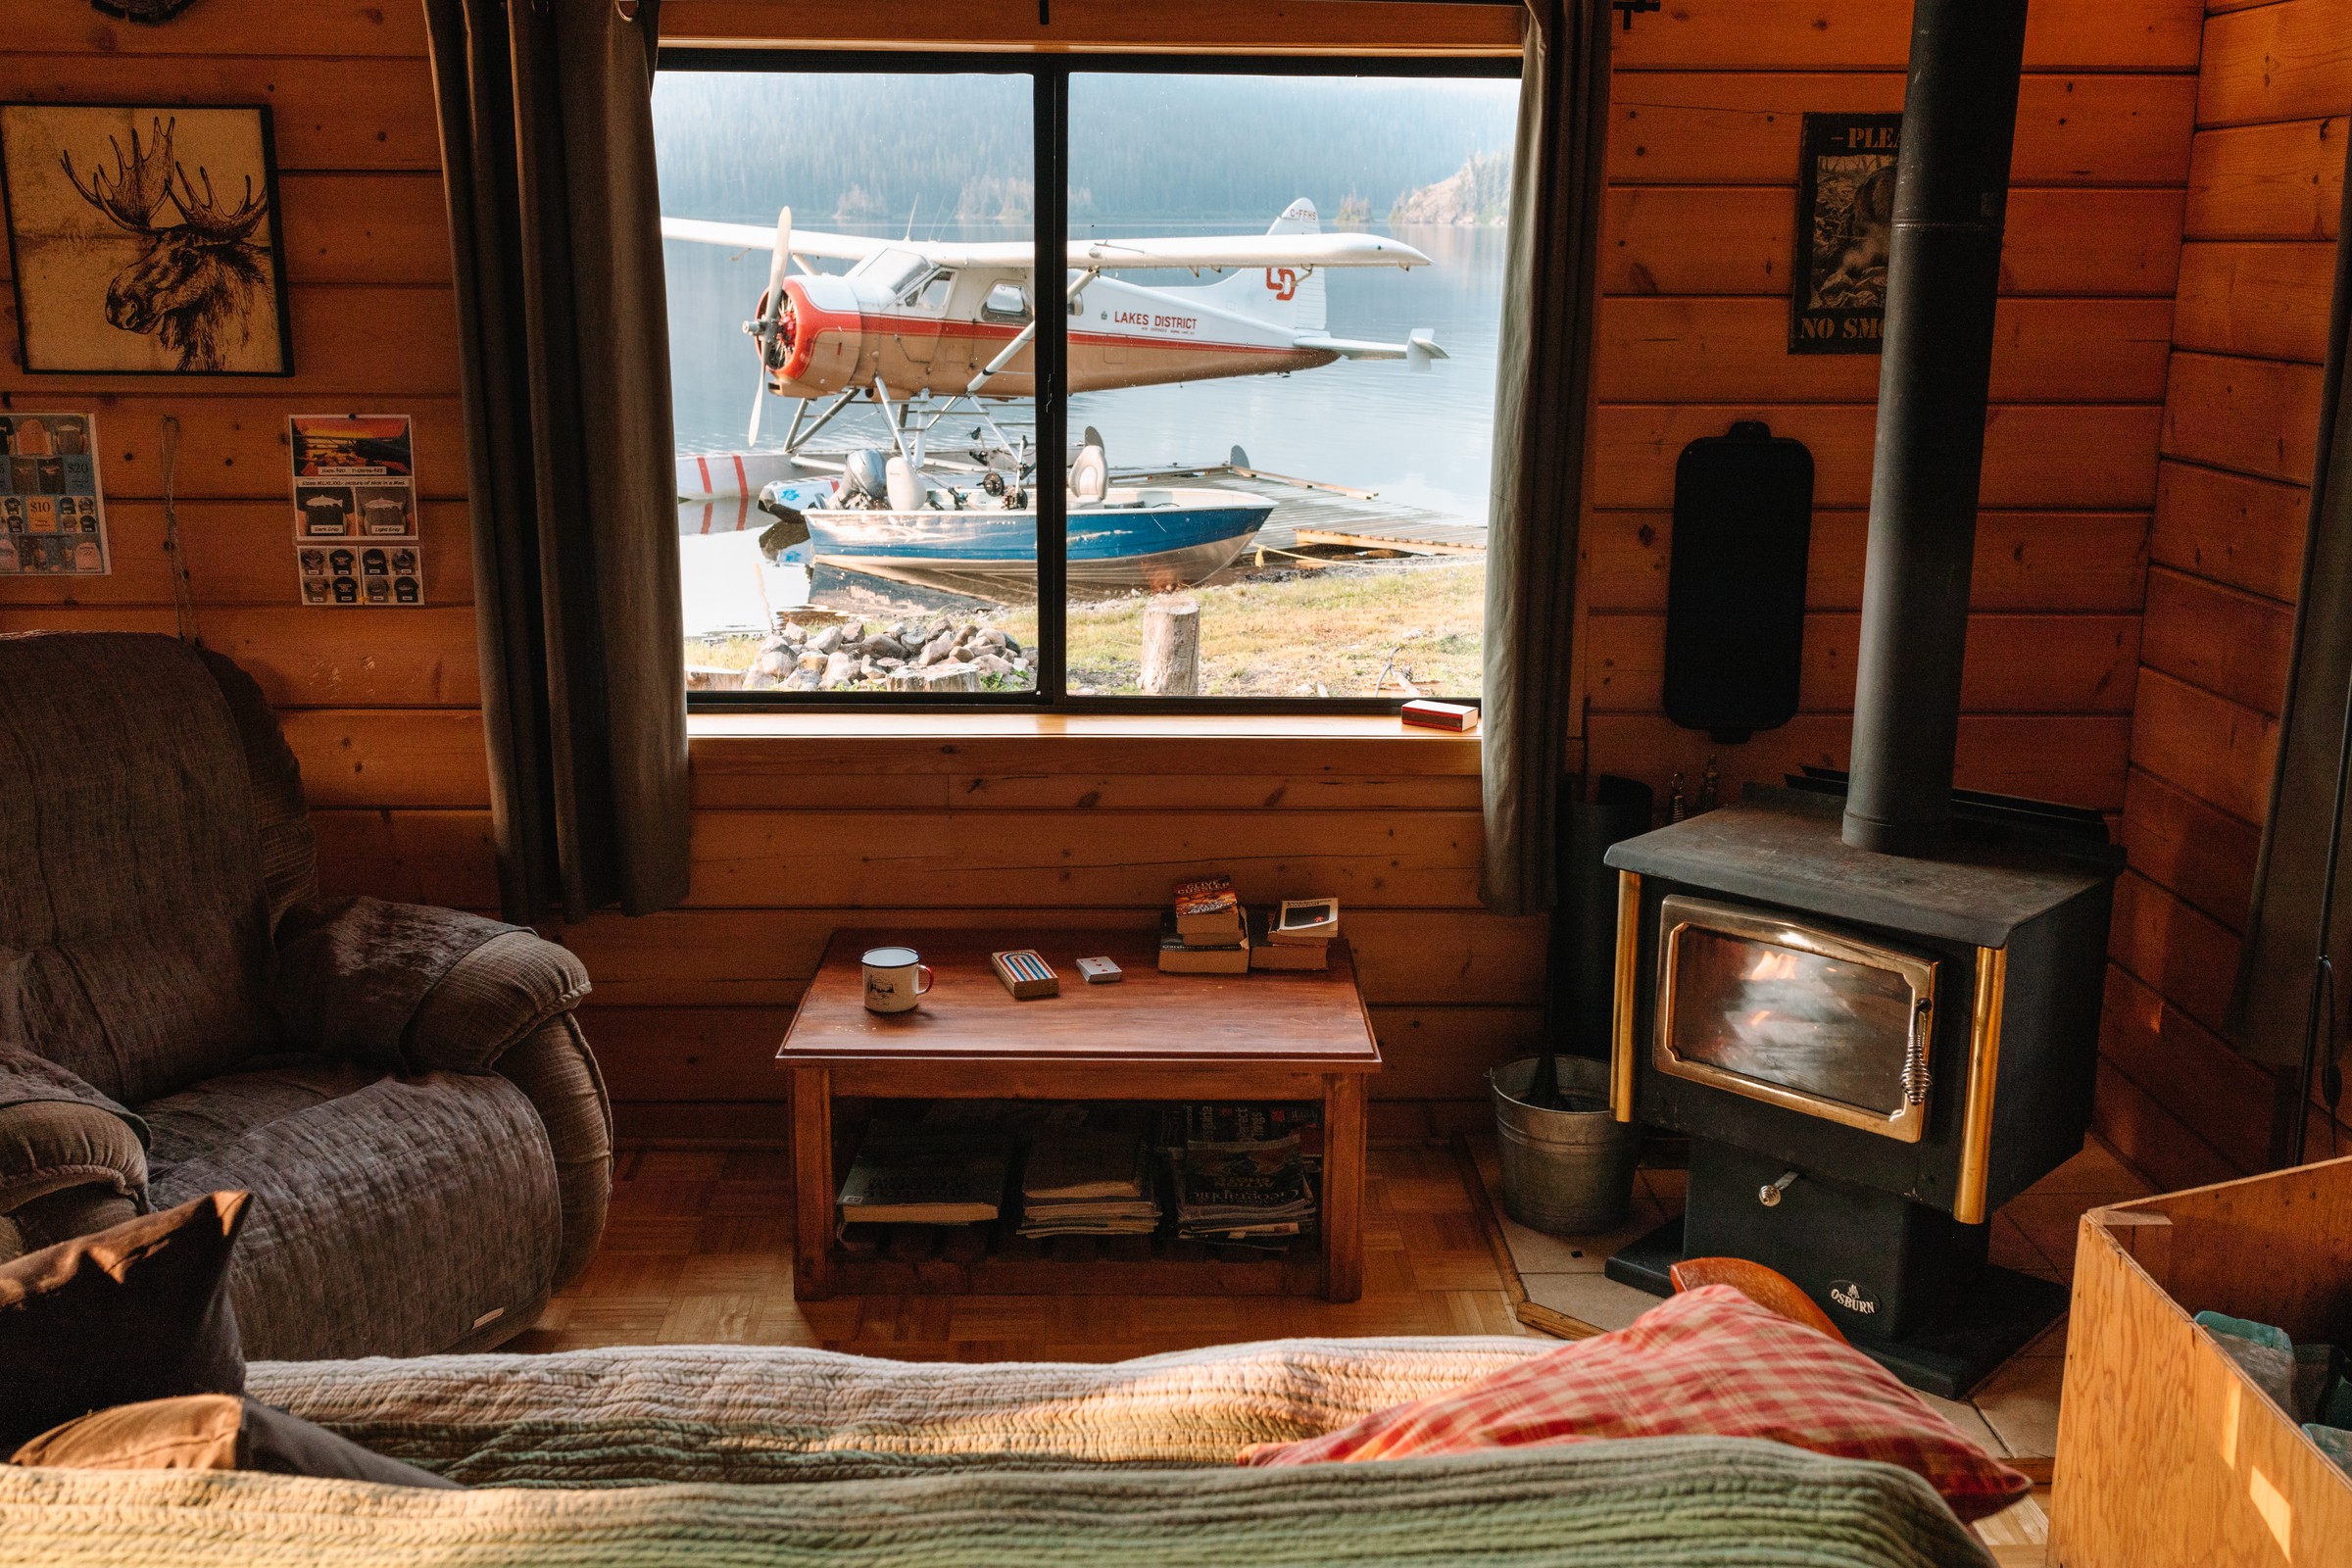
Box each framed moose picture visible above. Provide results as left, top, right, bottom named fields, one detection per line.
left=0, top=103, right=293, bottom=376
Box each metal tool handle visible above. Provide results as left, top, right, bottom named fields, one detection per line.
left=1758, top=1170, right=1800, bottom=1207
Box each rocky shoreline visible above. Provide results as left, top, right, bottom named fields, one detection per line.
left=692, top=615, right=1029, bottom=693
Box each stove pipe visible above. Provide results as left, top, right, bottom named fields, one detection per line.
left=1840, top=0, right=2032, bottom=858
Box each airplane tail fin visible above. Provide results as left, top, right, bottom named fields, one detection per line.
left=1202, top=198, right=1327, bottom=334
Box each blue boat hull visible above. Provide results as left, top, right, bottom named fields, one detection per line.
left=807, top=490, right=1273, bottom=594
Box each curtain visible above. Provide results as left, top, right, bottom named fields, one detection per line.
left=1478, top=0, right=1614, bottom=916
left=2229, top=122, right=2352, bottom=1139
left=422, top=0, right=691, bottom=924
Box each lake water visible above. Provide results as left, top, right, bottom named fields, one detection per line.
left=661, top=221, right=1510, bottom=523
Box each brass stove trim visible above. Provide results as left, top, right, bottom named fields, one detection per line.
left=1651, top=896, right=1936, bottom=1144
left=1952, top=945, right=2007, bottom=1225
left=1611, top=871, right=1641, bottom=1122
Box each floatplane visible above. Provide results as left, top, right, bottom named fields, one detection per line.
left=663, top=198, right=1446, bottom=595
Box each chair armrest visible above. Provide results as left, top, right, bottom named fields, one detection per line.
left=0, top=1045, right=148, bottom=1259
left=497, top=1014, right=612, bottom=1290
left=275, top=897, right=590, bottom=1075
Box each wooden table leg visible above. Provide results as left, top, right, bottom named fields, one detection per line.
left=1322, top=1071, right=1367, bottom=1301
left=791, top=1066, right=835, bottom=1300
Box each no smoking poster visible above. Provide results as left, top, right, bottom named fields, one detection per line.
left=290, top=415, right=424, bottom=606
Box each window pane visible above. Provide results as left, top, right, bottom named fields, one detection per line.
left=656, top=72, right=1038, bottom=696
left=1041, top=74, right=1516, bottom=700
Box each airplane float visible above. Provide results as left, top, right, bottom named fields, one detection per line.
left=662, top=198, right=1449, bottom=597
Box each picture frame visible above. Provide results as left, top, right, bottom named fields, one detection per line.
left=1788, top=111, right=1902, bottom=356
left=0, top=101, right=294, bottom=376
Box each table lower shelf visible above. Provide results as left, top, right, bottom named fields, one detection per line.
left=828, top=1218, right=1326, bottom=1296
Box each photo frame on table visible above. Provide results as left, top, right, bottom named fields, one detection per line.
left=1788, top=111, right=1902, bottom=356
left=0, top=102, right=293, bottom=376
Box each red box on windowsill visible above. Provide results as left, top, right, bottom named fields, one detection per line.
left=1400, top=700, right=1479, bottom=732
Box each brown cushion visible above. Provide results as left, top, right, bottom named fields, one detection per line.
left=11, top=1395, right=462, bottom=1490
left=0, top=1190, right=250, bottom=1452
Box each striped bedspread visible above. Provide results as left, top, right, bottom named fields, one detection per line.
left=0, top=1440, right=1994, bottom=1567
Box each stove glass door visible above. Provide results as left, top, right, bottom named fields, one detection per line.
left=1656, top=896, right=1936, bottom=1141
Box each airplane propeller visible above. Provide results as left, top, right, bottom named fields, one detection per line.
left=746, top=206, right=793, bottom=447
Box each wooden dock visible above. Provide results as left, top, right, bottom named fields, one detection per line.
left=1124, top=466, right=1490, bottom=560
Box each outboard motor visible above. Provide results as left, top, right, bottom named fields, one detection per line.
left=844, top=448, right=892, bottom=504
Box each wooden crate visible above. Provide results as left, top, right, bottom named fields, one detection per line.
left=2049, top=1154, right=2352, bottom=1565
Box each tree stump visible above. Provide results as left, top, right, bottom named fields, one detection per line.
left=1141, top=596, right=1200, bottom=696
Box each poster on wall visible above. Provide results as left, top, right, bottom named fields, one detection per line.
left=0, top=411, right=110, bottom=576
left=1788, top=112, right=1902, bottom=355
left=289, top=415, right=423, bottom=606
left=0, top=103, right=294, bottom=376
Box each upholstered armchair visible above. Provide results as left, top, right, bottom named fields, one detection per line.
left=0, top=631, right=611, bottom=1358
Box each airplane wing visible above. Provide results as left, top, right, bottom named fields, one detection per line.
left=661, top=220, right=1431, bottom=271
left=1296, top=331, right=1451, bottom=369
left=660, top=217, right=885, bottom=262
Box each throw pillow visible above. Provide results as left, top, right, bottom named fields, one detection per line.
left=11, top=1395, right=462, bottom=1489
left=1240, top=1284, right=2033, bottom=1523
left=0, top=1191, right=251, bottom=1453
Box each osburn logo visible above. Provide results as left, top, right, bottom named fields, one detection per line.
left=1828, top=1280, right=1880, bottom=1315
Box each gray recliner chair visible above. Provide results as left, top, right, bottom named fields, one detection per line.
left=0, top=631, right=611, bottom=1358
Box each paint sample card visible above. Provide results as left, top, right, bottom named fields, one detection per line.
left=290, top=415, right=421, bottom=605
left=0, top=411, right=109, bottom=575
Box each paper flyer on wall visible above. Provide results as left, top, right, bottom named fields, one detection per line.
left=289, top=414, right=423, bottom=606
left=0, top=411, right=110, bottom=575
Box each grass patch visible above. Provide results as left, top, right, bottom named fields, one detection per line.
left=1001, top=560, right=1484, bottom=697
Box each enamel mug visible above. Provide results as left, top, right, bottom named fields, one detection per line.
left=861, top=947, right=934, bottom=1014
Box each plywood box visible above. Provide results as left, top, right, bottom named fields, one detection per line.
left=2049, top=1154, right=2352, bottom=1566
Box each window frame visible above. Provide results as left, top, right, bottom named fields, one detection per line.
left=662, top=47, right=1521, bottom=715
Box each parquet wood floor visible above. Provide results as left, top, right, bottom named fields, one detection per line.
left=512, top=1102, right=1540, bottom=1361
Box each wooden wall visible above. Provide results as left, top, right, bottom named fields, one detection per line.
left=1580, top=0, right=2203, bottom=812
left=2097, top=0, right=2351, bottom=1190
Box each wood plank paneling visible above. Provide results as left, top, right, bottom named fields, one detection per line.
left=558, top=906, right=1551, bottom=1010
left=1597, top=296, right=2174, bottom=404
left=682, top=809, right=1485, bottom=910
left=689, top=725, right=1481, bottom=787
left=2149, top=460, right=2308, bottom=601
left=313, top=808, right=499, bottom=909
left=0, top=398, right=472, bottom=502
left=2108, top=869, right=2243, bottom=1036
left=1601, top=187, right=2186, bottom=299
left=0, top=606, right=479, bottom=707
left=1596, top=403, right=2163, bottom=509
left=11, top=0, right=429, bottom=55
left=1608, top=0, right=2203, bottom=73
left=1587, top=713, right=2134, bottom=812
left=2119, top=767, right=2262, bottom=929
left=3, top=59, right=445, bottom=170
left=0, top=499, right=475, bottom=608
left=1580, top=508, right=2151, bottom=613
left=1609, top=74, right=2198, bottom=187
left=278, top=710, right=490, bottom=808
left=2093, top=1056, right=2247, bottom=1191
left=2157, top=351, right=2328, bottom=482
left=2185, top=117, right=2345, bottom=240
left=1585, top=612, right=2140, bottom=714
left=660, top=0, right=1524, bottom=54
left=2127, top=668, right=2280, bottom=825
left=2136, top=566, right=2295, bottom=714
left=2170, top=241, right=2339, bottom=362
left=2098, top=964, right=2272, bottom=1174
left=2196, top=0, right=2352, bottom=128
left=3, top=286, right=461, bottom=399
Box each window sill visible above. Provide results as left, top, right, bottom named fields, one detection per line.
left=687, top=710, right=1484, bottom=777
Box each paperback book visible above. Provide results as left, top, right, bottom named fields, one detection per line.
left=836, top=1124, right=1011, bottom=1226
left=1157, top=909, right=1249, bottom=973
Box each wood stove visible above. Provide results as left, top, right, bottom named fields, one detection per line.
left=1601, top=790, right=2119, bottom=1394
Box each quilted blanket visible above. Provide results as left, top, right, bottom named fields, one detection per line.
left=0, top=1438, right=1995, bottom=1567
left=245, top=1336, right=1546, bottom=1485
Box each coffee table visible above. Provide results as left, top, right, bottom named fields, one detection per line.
left=778, top=927, right=1383, bottom=1301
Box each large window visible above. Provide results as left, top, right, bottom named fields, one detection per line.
left=655, top=56, right=1517, bottom=708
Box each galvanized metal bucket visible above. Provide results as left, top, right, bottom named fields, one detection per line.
left=1489, top=1055, right=1640, bottom=1236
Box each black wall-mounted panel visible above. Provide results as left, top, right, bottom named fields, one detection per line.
left=1663, top=421, right=1813, bottom=744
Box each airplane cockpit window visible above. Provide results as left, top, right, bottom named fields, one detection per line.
left=910, top=270, right=956, bottom=311
left=861, top=248, right=929, bottom=297
left=982, top=283, right=1030, bottom=321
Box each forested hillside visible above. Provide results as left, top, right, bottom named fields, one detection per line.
left=653, top=72, right=1517, bottom=227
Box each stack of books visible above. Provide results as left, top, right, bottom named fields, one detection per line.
left=1250, top=897, right=1341, bottom=971
left=836, top=1122, right=1012, bottom=1230
left=1161, top=1102, right=1323, bottom=1247
left=1159, top=873, right=1250, bottom=973
left=1017, top=1124, right=1161, bottom=1238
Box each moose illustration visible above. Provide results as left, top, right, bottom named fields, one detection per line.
left=61, top=118, right=272, bottom=372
